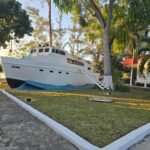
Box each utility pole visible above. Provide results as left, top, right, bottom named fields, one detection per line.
left=47, top=0, right=52, bottom=47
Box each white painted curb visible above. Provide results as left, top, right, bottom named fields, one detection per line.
left=1, top=90, right=100, bottom=150
left=103, top=122, right=150, bottom=150
left=2, top=89, right=150, bottom=150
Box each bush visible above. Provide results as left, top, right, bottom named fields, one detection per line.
left=113, top=69, right=130, bottom=92
left=0, top=64, right=3, bottom=72
left=114, top=82, right=130, bottom=92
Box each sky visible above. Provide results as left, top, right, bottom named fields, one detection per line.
left=18, top=0, right=73, bottom=29
left=0, top=0, right=73, bottom=57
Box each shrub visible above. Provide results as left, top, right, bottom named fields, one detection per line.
left=0, top=64, right=3, bottom=72
left=114, top=82, right=130, bottom=92
left=113, top=69, right=130, bottom=92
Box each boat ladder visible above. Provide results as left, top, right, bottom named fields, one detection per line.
left=80, top=69, right=107, bottom=90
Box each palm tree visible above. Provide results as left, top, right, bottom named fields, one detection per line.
left=136, top=29, right=150, bottom=77
left=47, top=0, right=52, bottom=47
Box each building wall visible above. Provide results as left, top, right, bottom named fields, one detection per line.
left=136, top=73, right=150, bottom=87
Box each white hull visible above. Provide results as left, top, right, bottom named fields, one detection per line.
left=1, top=46, right=101, bottom=90
left=2, top=58, right=94, bottom=86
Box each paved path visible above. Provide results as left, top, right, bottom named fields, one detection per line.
left=0, top=91, right=78, bottom=150
left=128, top=135, right=150, bottom=150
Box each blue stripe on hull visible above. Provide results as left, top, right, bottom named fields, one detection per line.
left=17, top=80, right=95, bottom=91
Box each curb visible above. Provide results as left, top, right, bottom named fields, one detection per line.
left=2, top=89, right=150, bottom=150
left=1, top=90, right=100, bottom=150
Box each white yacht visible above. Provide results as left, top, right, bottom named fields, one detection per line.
left=1, top=46, right=105, bottom=90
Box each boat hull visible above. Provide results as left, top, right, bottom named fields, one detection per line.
left=1, top=57, right=96, bottom=90
left=6, top=78, right=25, bottom=88
left=17, top=80, right=95, bottom=91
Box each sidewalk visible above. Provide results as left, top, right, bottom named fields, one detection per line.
left=0, top=91, right=78, bottom=150
left=128, top=135, right=150, bottom=150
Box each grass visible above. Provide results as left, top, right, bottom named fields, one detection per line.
left=0, top=81, right=8, bottom=89
left=8, top=87, right=150, bottom=147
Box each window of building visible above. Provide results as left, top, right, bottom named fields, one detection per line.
left=39, top=49, right=43, bottom=52
left=45, top=48, right=49, bottom=52
left=31, top=50, right=33, bottom=53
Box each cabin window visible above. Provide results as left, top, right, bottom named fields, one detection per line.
left=52, top=49, right=55, bottom=53
left=67, top=58, right=84, bottom=66
left=39, top=69, right=44, bottom=72
left=31, top=49, right=36, bottom=53
left=39, top=49, right=43, bottom=53
left=58, top=71, right=62, bottom=74
left=52, top=48, right=65, bottom=55
left=45, top=48, right=49, bottom=52
left=50, top=70, right=53, bottom=73
left=88, top=67, right=91, bottom=70
left=56, top=49, right=59, bottom=54
left=11, top=66, right=20, bottom=69
left=59, top=51, right=65, bottom=55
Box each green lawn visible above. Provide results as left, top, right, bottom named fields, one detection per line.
left=8, top=87, right=150, bottom=147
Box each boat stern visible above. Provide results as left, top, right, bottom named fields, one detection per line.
left=1, top=57, right=25, bottom=88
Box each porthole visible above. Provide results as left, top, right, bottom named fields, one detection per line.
left=66, top=72, right=69, bottom=74
left=11, top=66, right=20, bottom=69
left=58, top=71, right=62, bottom=74
left=50, top=70, right=53, bottom=73
left=39, top=69, right=44, bottom=72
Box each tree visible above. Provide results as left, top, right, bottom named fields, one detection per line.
left=54, top=11, right=66, bottom=48
left=47, top=0, right=52, bottom=46
left=53, top=0, right=115, bottom=89
left=0, top=64, right=3, bottom=72
left=138, top=56, right=150, bottom=77
left=137, top=29, right=150, bottom=76
left=14, top=6, right=49, bottom=53
left=63, top=23, right=85, bottom=57
left=118, top=0, right=150, bottom=55
left=0, top=0, right=33, bottom=47
left=27, top=7, right=49, bottom=44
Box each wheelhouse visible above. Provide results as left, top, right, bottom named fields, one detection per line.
left=30, top=47, right=66, bottom=56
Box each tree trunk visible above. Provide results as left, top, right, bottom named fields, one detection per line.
left=129, top=32, right=135, bottom=55
left=47, top=0, right=52, bottom=47
left=103, top=29, right=113, bottom=89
